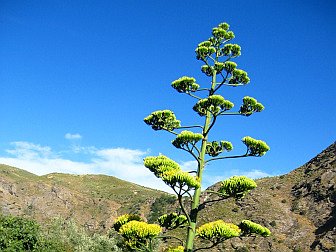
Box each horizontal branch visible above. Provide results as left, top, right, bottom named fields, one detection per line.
left=205, top=153, right=249, bottom=164
left=218, top=112, right=241, bottom=116
left=187, top=92, right=202, bottom=100
left=178, top=125, right=204, bottom=130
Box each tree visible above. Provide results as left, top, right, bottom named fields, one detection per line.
left=113, top=22, right=271, bottom=252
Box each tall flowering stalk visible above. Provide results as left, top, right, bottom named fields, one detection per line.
left=114, top=22, right=271, bottom=252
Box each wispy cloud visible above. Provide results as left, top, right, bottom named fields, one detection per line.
left=65, top=133, right=82, bottom=140
left=0, top=141, right=272, bottom=193
left=0, top=141, right=169, bottom=192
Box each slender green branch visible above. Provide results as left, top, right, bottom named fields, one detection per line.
left=195, top=88, right=211, bottom=92
left=205, top=153, right=250, bottom=164
left=204, top=114, right=217, bottom=136
left=178, top=125, right=204, bottom=130
left=222, top=83, right=245, bottom=87
left=204, top=190, right=228, bottom=198
left=187, top=92, right=202, bottom=100
left=214, top=72, right=229, bottom=93
left=187, top=143, right=200, bottom=157
left=174, top=187, right=192, bottom=226
left=218, top=112, right=241, bottom=116
left=179, top=145, right=200, bottom=163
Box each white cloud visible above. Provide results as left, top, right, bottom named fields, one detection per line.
left=0, top=141, right=170, bottom=192
left=0, top=141, right=272, bottom=193
left=65, top=133, right=82, bottom=140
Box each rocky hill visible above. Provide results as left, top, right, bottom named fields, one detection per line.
left=198, top=142, right=335, bottom=251
left=0, top=142, right=335, bottom=251
left=0, top=166, right=175, bottom=232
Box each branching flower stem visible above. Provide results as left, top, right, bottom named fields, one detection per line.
left=185, top=69, right=218, bottom=251
left=205, top=152, right=249, bottom=164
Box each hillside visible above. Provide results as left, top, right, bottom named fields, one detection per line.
left=0, top=166, right=174, bottom=232
left=197, top=142, right=335, bottom=251
left=1, top=142, right=335, bottom=251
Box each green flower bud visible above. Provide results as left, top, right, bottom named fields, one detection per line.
left=205, top=140, right=233, bottom=157
left=172, top=130, right=203, bottom=149
left=223, top=61, right=237, bottom=73
left=171, top=76, right=199, bottom=93
left=221, top=43, right=241, bottom=57
left=239, top=96, right=264, bottom=116
left=214, top=62, right=225, bottom=73
left=229, top=69, right=250, bottom=85
left=219, top=176, right=257, bottom=199
left=239, top=220, right=271, bottom=237
left=218, top=22, right=230, bottom=31
left=144, top=110, right=181, bottom=131
left=193, top=95, right=234, bottom=116
left=212, top=27, right=228, bottom=39
left=242, top=136, right=270, bottom=156
left=201, top=65, right=213, bottom=76
left=158, top=212, right=187, bottom=229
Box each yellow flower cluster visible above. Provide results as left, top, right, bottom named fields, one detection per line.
left=172, top=130, right=203, bottom=149
left=242, top=136, right=270, bottom=156
left=219, top=176, right=257, bottom=199
left=144, top=155, right=200, bottom=189
left=197, top=220, right=241, bottom=241
left=113, top=214, right=142, bottom=232
left=239, top=220, right=271, bottom=237
left=119, top=220, right=162, bottom=239
left=144, top=110, right=181, bottom=131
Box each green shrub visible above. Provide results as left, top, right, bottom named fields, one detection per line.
left=0, top=214, right=40, bottom=251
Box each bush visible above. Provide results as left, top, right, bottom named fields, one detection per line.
left=0, top=214, right=40, bottom=251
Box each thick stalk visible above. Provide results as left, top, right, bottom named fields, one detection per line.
left=185, top=70, right=217, bottom=252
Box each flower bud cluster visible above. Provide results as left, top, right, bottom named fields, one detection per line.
left=197, top=220, right=241, bottom=241
left=193, top=95, right=234, bottom=116
left=113, top=214, right=142, bottom=232
left=119, top=220, right=162, bottom=239
left=242, top=136, right=270, bottom=156
left=239, top=96, right=264, bottom=116
left=144, top=155, right=200, bottom=189
left=172, top=130, right=203, bottom=150
left=195, top=42, right=216, bottom=60
left=229, top=69, right=250, bottom=85
left=221, top=43, right=241, bottom=57
left=144, top=110, right=181, bottom=131
left=205, top=140, right=233, bottom=157
left=158, top=212, right=187, bottom=229
left=239, top=220, right=271, bottom=237
left=219, top=176, right=257, bottom=199
left=171, top=76, right=200, bottom=93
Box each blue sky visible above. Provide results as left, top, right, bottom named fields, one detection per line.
left=1, top=0, right=335, bottom=192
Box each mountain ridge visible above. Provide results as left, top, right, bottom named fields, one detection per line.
left=1, top=142, right=335, bottom=251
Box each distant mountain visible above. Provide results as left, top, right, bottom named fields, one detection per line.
left=1, top=142, right=335, bottom=251
left=198, top=142, right=335, bottom=251
left=0, top=165, right=174, bottom=232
